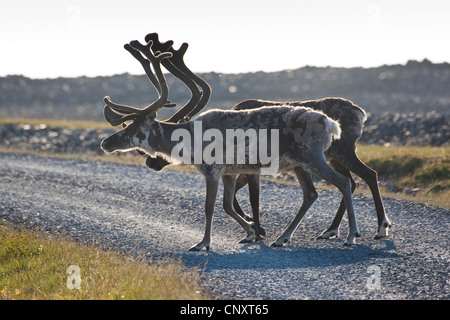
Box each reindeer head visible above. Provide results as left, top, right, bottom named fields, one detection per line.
left=100, top=105, right=157, bottom=153
left=100, top=40, right=172, bottom=154
left=100, top=33, right=211, bottom=162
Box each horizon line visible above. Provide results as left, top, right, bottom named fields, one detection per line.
left=1, top=58, right=448, bottom=81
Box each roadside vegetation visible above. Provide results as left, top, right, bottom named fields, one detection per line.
left=0, top=221, right=208, bottom=300
left=356, top=144, right=449, bottom=209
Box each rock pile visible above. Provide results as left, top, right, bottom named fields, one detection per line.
left=360, top=111, right=449, bottom=146
left=0, top=123, right=115, bottom=154
left=0, top=111, right=448, bottom=155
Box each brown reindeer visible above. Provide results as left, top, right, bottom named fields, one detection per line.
left=132, top=34, right=391, bottom=245
left=100, top=34, right=361, bottom=250
left=231, top=98, right=391, bottom=245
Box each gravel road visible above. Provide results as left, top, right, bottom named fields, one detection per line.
left=0, top=152, right=448, bottom=299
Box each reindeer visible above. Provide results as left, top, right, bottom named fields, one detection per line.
left=231, top=98, right=392, bottom=245
left=130, top=34, right=391, bottom=246
left=100, top=35, right=361, bottom=250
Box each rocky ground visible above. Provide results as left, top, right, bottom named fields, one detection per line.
left=360, top=111, right=449, bottom=146
left=0, top=123, right=114, bottom=155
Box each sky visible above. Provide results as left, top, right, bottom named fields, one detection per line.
left=1, top=0, right=449, bottom=78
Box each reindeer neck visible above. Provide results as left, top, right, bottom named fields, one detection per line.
left=140, top=120, right=191, bottom=157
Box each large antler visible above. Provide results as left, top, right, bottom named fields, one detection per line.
left=103, top=39, right=174, bottom=126
left=136, top=33, right=212, bottom=170
left=144, top=33, right=200, bottom=121
left=103, top=33, right=212, bottom=170
left=145, top=33, right=211, bottom=123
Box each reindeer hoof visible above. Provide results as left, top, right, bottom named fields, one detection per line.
left=188, top=243, right=210, bottom=251
left=271, top=237, right=291, bottom=247
left=317, top=228, right=339, bottom=239
left=257, top=225, right=267, bottom=237
left=249, top=222, right=263, bottom=239
left=239, top=234, right=256, bottom=243
left=374, top=220, right=391, bottom=239
left=344, top=232, right=360, bottom=246
left=241, top=217, right=266, bottom=237
left=238, top=222, right=264, bottom=244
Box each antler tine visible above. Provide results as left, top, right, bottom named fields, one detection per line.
left=186, top=73, right=211, bottom=119
left=162, top=43, right=201, bottom=123
left=123, top=43, right=177, bottom=109
left=149, top=40, right=202, bottom=123
left=103, top=104, right=138, bottom=126
left=165, top=43, right=212, bottom=122
left=146, top=35, right=200, bottom=106
left=145, top=33, right=174, bottom=55
left=129, top=40, right=173, bottom=117
left=102, top=95, right=141, bottom=125
left=143, top=33, right=212, bottom=123
left=124, top=43, right=161, bottom=94
left=103, top=96, right=143, bottom=114
left=145, top=33, right=210, bottom=123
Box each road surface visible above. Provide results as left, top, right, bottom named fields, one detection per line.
left=0, top=152, right=448, bottom=299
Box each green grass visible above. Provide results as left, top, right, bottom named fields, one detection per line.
left=365, top=156, right=424, bottom=178
left=356, top=144, right=450, bottom=209
left=0, top=222, right=208, bottom=300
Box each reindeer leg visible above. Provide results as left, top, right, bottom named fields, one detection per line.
left=222, top=175, right=261, bottom=243
left=271, top=167, right=317, bottom=247
left=189, top=178, right=219, bottom=251
left=233, top=174, right=252, bottom=221
left=317, top=160, right=356, bottom=240
left=345, top=153, right=391, bottom=239
left=233, top=174, right=266, bottom=237
left=308, top=151, right=360, bottom=246
left=247, top=174, right=266, bottom=237
left=328, top=150, right=391, bottom=239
